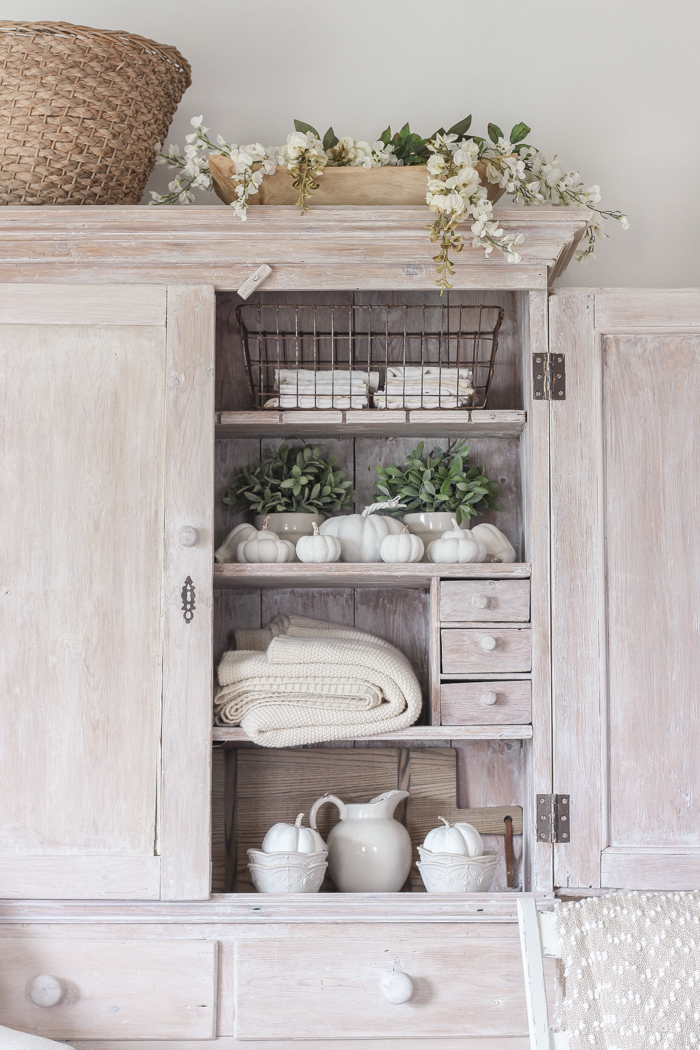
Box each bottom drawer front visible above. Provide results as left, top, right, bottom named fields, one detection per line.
left=234, top=924, right=528, bottom=1040
left=0, top=938, right=217, bottom=1039
left=441, top=681, right=532, bottom=724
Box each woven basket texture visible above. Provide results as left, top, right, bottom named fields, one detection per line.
left=0, top=20, right=191, bottom=205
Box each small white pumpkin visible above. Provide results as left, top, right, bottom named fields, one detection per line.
left=320, top=499, right=406, bottom=562
left=427, top=518, right=487, bottom=564
left=262, top=812, right=326, bottom=854
left=214, top=522, right=258, bottom=563
left=471, top=523, right=516, bottom=563
left=296, top=522, right=342, bottom=563
left=423, top=816, right=484, bottom=857
left=237, top=517, right=296, bottom=564
left=380, top=524, right=424, bottom=563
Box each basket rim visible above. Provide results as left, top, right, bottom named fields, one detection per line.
left=0, top=19, right=191, bottom=77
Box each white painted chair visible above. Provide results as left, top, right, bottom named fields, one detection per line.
left=0, top=1028, right=67, bottom=1048
left=517, top=896, right=571, bottom=1050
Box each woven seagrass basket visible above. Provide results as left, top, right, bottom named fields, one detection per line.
left=0, top=21, right=191, bottom=205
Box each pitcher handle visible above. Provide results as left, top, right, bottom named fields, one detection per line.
left=310, top=793, right=346, bottom=830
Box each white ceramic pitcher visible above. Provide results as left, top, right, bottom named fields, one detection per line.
left=309, top=790, right=411, bottom=892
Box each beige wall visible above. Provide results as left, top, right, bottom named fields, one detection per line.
left=6, top=0, right=699, bottom=286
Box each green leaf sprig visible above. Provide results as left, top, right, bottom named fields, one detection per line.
left=223, top=439, right=356, bottom=517
left=373, top=439, right=499, bottom=525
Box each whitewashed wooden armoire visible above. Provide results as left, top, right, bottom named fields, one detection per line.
left=0, top=205, right=698, bottom=1049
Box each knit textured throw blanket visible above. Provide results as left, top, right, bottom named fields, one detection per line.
left=556, top=891, right=700, bottom=1049
left=214, top=614, right=422, bottom=747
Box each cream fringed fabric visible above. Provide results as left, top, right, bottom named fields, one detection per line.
left=214, top=615, right=422, bottom=747
left=556, top=892, right=700, bottom=1049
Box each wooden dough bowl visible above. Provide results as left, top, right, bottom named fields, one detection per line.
left=209, top=155, right=508, bottom=207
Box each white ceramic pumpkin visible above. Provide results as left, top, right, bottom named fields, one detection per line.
left=237, top=517, right=296, bottom=563
left=426, top=519, right=487, bottom=564
left=422, top=816, right=484, bottom=857
left=380, top=525, right=424, bottom=563
left=319, top=500, right=406, bottom=562
left=296, top=522, right=342, bottom=563
left=214, top=522, right=258, bottom=563
left=471, top=523, right=516, bottom=563
left=262, top=812, right=327, bottom=854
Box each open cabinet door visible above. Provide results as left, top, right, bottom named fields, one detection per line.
left=0, top=285, right=214, bottom=900
left=550, top=290, right=700, bottom=891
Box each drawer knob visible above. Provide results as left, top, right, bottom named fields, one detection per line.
left=178, top=525, right=199, bottom=547
left=29, top=974, right=65, bottom=1008
left=471, top=593, right=489, bottom=609
left=380, top=958, right=413, bottom=1005
left=479, top=689, right=498, bottom=706
left=480, top=635, right=497, bottom=652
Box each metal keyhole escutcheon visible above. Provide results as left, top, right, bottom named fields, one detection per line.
left=181, top=576, right=196, bottom=623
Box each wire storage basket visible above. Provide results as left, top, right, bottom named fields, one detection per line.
left=237, top=303, right=504, bottom=411
left=0, top=21, right=191, bottom=205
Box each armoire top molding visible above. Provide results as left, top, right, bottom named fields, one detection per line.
left=0, top=204, right=589, bottom=290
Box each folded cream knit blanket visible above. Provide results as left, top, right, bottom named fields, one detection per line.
left=556, top=891, right=700, bottom=1049
left=214, top=615, right=422, bottom=747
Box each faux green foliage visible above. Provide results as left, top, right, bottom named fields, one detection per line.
left=293, top=116, right=533, bottom=168
left=223, top=440, right=355, bottom=517
left=373, top=440, right=499, bottom=525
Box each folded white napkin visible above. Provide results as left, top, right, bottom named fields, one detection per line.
left=275, top=369, right=379, bottom=391
left=264, top=394, right=369, bottom=409
left=373, top=393, right=471, bottom=409
left=386, top=365, right=472, bottom=381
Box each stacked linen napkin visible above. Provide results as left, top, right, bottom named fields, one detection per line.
left=264, top=369, right=379, bottom=410
left=374, top=365, right=474, bottom=409
left=214, top=614, right=422, bottom=747
left=555, top=891, right=700, bottom=1048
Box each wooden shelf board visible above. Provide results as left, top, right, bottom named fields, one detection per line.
left=214, top=561, right=531, bottom=590
left=440, top=671, right=533, bottom=681
left=216, top=408, right=526, bottom=439
left=0, top=892, right=554, bottom=924
left=212, top=724, right=533, bottom=744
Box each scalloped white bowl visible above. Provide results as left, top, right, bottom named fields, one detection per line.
left=247, top=848, right=328, bottom=894
left=417, top=846, right=498, bottom=893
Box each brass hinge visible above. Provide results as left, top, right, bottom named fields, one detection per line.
left=536, top=793, right=570, bottom=843
left=532, top=353, right=566, bottom=401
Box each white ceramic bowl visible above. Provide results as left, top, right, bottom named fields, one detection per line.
left=416, top=847, right=498, bottom=893
left=247, top=848, right=328, bottom=894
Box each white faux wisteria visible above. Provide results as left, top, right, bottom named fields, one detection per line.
left=151, top=117, right=627, bottom=289
left=425, top=134, right=524, bottom=290
left=480, top=135, right=629, bottom=261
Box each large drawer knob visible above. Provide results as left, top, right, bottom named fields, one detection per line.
left=471, top=593, right=489, bottom=609
left=380, top=959, right=413, bottom=1004
left=480, top=635, right=497, bottom=652
left=479, top=689, right=498, bottom=706
left=29, top=974, right=65, bottom=1007
left=178, top=525, right=199, bottom=547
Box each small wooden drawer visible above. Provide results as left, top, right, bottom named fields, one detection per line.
left=234, top=923, right=530, bottom=1040
left=440, top=579, right=530, bottom=622
left=0, top=938, right=217, bottom=1039
left=442, top=628, right=532, bottom=673
left=441, top=680, right=532, bottom=724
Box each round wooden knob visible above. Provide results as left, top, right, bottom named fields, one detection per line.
left=479, top=689, right=498, bottom=706
left=480, top=635, right=497, bottom=652
left=29, top=974, right=65, bottom=1007
left=178, top=526, right=199, bottom=547
left=471, top=593, right=489, bottom=609
left=380, top=965, right=413, bottom=1005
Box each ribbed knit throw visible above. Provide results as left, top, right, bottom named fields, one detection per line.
left=556, top=892, right=700, bottom=1049
left=214, top=614, right=422, bottom=747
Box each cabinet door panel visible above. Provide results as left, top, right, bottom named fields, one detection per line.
left=550, top=290, right=700, bottom=890
left=1, top=322, right=164, bottom=875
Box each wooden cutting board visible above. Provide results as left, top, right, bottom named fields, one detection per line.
left=232, top=747, right=521, bottom=892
